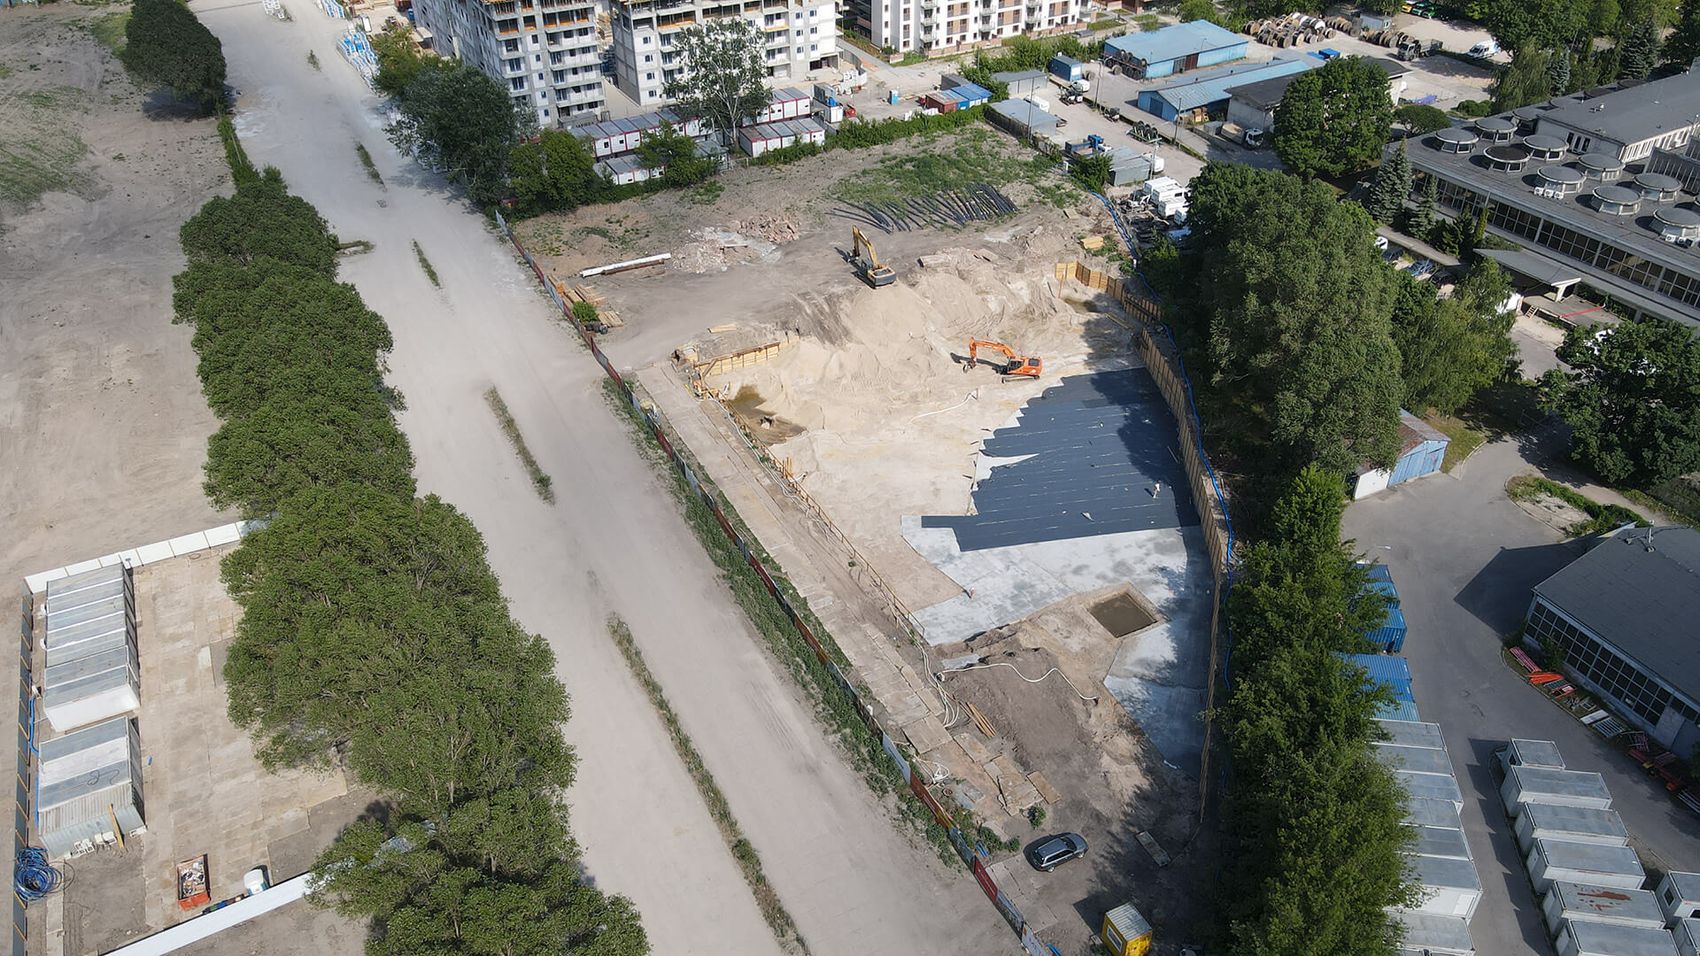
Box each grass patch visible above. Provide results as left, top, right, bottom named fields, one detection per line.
left=0, top=86, right=92, bottom=208
left=356, top=142, right=383, bottom=185
left=685, top=180, right=724, bottom=205
left=411, top=240, right=440, bottom=287
left=515, top=219, right=566, bottom=256
left=485, top=387, right=555, bottom=502
left=1134, top=12, right=1162, bottom=29
left=1090, top=15, right=1126, bottom=29
left=606, top=616, right=810, bottom=954
left=832, top=128, right=1057, bottom=206
left=600, top=380, right=980, bottom=869
left=1421, top=411, right=1486, bottom=472
left=88, top=11, right=130, bottom=53
left=1506, top=475, right=1649, bottom=537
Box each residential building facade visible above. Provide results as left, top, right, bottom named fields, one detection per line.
left=609, top=0, right=839, bottom=108
left=850, top=0, right=1080, bottom=57
left=412, top=0, right=606, bottom=126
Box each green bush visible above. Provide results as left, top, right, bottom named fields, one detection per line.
left=1455, top=98, right=1494, bottom=117
left=122, top=0, right=226, bottom=108
left=752, top=141, right=824, bottom=165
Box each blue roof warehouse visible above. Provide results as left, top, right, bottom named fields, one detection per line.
left=1136, top=57, right=1318, bottom=123
left=1104, top=20, right=1247, bottom=79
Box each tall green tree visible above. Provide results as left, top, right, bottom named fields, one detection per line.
left=662, top=18, right=769, bottom=146
left=1619, top=18, right=1662, bottom=77
left=1365, top=141, right=1411, bottom=224
left=1410, top=175, right=1438, bottom=238
left=634, top=123, right=715, bottom=187
left=122, top=0, right=227, bottom=108
left=1273, top=57, right=1394, bottom=179
left=1549, top=45, right=1574, bottom=93
left=1492, top=46, right=1554, bottom=111
left=372, top=26, right=431, bottom=99
left=1542, top=318, right=1700, bottom=484
left=1483, top=0, right=1589, bottom=50
left=1666, top=0, right=1700, bottom=64
left=507, top=129, right=609, bottom=215
left=388, top=61, right=529, bottom=205
left=1185, top=164, right=1406, bottom=480
left=179, top=168, right=340, bottom=276
left=1391, top=262, right=1516, bottom=415
left=204, top=393, right=416, bottom=517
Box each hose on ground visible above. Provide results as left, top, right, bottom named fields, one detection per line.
left=15, top=847, right=62, bottom=902
left=941, top=660, right=1100, bottom=703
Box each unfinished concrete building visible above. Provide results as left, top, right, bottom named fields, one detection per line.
left=411, top=0, right=605, bottom=126
left=851, top=0, right=1080, bottom=56
left=609, top=0, right=839, bottom=107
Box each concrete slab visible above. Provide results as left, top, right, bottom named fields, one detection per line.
left=902, top=715, right=953, bottom=755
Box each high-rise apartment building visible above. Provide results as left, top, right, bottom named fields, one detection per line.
left=851, top=0, right=1079, bottom=56
left=412, top=0, right=606, bottom=127
left=609, top=0, right=839, bottom=107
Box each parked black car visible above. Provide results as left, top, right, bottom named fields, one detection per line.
left=1023, top=832, right=1088, bottom=871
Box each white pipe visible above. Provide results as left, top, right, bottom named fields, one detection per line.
left=579, top=253, right=672, bottom=277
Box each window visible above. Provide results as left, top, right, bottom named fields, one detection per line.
left=510, top=77, right=527, bottom=91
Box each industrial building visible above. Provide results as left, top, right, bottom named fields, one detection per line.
left=1225, top=56, right=1409, bottom=132
left=1401, top=70, right=1700, bottom=329
left=409, top=0, right=604, bottom=126
left=1352, top=410, right=1449, bottom=499
left=847, top=0, right=1081, bottom=58
left=1104, top=20, right=1245, bottom=79
left=1136, top=57, right=1317, bottom=123
left=608, top=0, right=838, bottom=108
left=1525, top=527, right=1700, bottom=753
left=987, top=98, right=1059, bottom=138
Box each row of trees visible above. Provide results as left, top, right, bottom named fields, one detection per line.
left=122, top=0, right=227, bottom=109
left=173, top=144, right=647, bottom=952
left=1217, top=467, right=1415, bottom=953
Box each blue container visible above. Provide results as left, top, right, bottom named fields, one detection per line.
left=1376, top=698, right=1421, bottom=722
left=1365, top=578, right=1399, bottom=608
left=1049, top=54, right=1085, bottom=83
left=1358, top=562, right=1393, bottom=584
left=1366, top=605, right=1408, bottom=653
left=1339, top=652, right=1414, bottom=700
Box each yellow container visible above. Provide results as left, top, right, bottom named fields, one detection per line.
left=1101, top=902, right=1153, bottom=956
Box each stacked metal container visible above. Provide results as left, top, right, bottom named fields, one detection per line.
left=1356, top=562, right=1407, bottom=652
left=1660, top=873, right=1700, bottom=926
left=41, top=565, right=139, bottom=733
left=1555, top=920, right=1680, bottom=956
left=1376, top=719, right=1481, bottom=941
left=36, top=716, right=144, bottom=858
left=1674, top=918, right=1699, bottom=956
left=1542, top=883, right=1665, bottom=935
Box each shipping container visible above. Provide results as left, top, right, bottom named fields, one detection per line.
left=1366, top=605, right=1409, bottom=652
left=1340, top=652, right=1414, bottom=700
left=43, top=642, right=139, bottom=733
left=1364, top=576, right=1400, bottom=608
left=1378, top=698, right=1422, bottom=722
left=1410, top=853, right=1483, bottom=920
left=1375, top=742, right=1453, bottom=776
left=1398, top=769, right=1463, bottom=808
left=1501, top=766, right=1614, bottom=818
left=1543, top=882, right=1665, bottom=935
left=1516, top=803, right=1630, bottom=853
left=1049, top=54, right=1085, bottom=82
left=738, top=118, right=827, bottom=158
left=1659, top=873, right=1700, bottom=926
left=44, top=592, right=133, bottom=633
left=919, top=92, right=958, bottom=113
left=1407, top=796, right=1464, bottom=830
left=950, top=82, right=992, bottom=108
left=1377, top=719, right=1444, bottom=751
left=44, top=616, right=132, bottom=665
left=44, top=573, right=132, bottom=616
left=1415, top=826, right=1472, bottom=861
left=1555, top=919, right=1678, bottom=956
left=1526, top=839, right=1645, bottom=895
left=1674, top=918, right=1699, bottom=956
left=1500, top=738, right=1566, bottom=773
left=1391, top=909, right=1474, bottom=955
left=37, top=717, right=144, bottom=859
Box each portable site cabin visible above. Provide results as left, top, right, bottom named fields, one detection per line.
left=1543, top=882, right=1666, bottom=935
left=1374, top=742, right=1453, bottom=777
left=1049, top=54, right=1085, bottom=83
left=1100, top=902, right=1152, bottom=956
left=1660, top=873, right=1700, bottom=926
left=37, top=717, right=144, bottom=858
left=44, top=593, right=134, bottom=634
left=1391, top=909, right=1474, bottom=955
left=1377, top=718, right=1443, bottom=751
left=42, top=642, right=140, bottom=733
left=1501, top=738, right=1567, bottom=773
left=44, top=574, right=132, bottom=617
left=1407, top=796, right=1464, bottom=830
left=1555, top=919, right=1678, bottom=956
left=1526, top=838, right=1645, bottom=895
left=1501, top=766, right=1613, bottom=818
left=948, top=82, right=992, bottom=109
left=1397, top=769, right=1463, bottom=808
left=738, top=118, right=826, bottom=158
left=1410, top=853, right=1483, bottom=920
left=1516, top=803, right=1630, bottom=853
left=752, top=87, right=811, bottom=125
left=1675, top=918, right=1699, bottom=956
left=1414, top=825, right=1472, bottom=861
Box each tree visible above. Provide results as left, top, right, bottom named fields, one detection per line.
left=372, top=26, right=431, bottom=99
left=634, top=123, right=715, bottom=188
left=1492, top=46, right=1554, bottom=111
left=1619, top=18, right=1662, bottom=77
left=1542, top=318, right=1700, bottom=485
left=1391, top=262, right=1516, bottom=415
left=507, top=130, right=609, bottom=215
left=1185, top=164, right=1405, bottom=480
left=1070, top=152, right=1112, bottom=193
left=1667, top=0, right=1700, bottom=64
left=1549, top=45, right=1574, bottom=93
left=1365, top=141, right=1411, bottom=224
left=1393, top=103, right=1451, bottom=135
left=1483, top=0, right=1588, bottom=50
left=1409, top=175, right=1438, bottom=238
left=388, top=62, right=529, bottom=206
left=663, top=18, right=769, bottom=146
left=122, top=0, right=226, bottom=109
left=179, top=168, right=340, bottom=276
left=1272, top=57, right=1393, bottom=179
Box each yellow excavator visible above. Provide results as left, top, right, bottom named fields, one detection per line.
left=966, top=339, right=1042, bottom=379
left=850, top=227, right=896, bottom=288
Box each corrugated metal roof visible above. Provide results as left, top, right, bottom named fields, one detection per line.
left=1151, top=57, right=1319, bottom=113
left=988, top=99, right=1059, bottom=132
left=1105, top=20, right=1244, bottom=63
left=1339, top=652, right=1413, bottom=699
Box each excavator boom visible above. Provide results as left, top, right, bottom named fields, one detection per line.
left=966, top=338, right=1042, bottom=378
left=850, top=227, right=896, bottom=287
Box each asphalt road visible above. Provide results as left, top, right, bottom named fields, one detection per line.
left=1344, top=435, right=1700, bottom=955
left=196, top=5, right=1012, bottom=954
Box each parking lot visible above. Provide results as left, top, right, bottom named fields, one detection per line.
left=1344, top=433, right=1700, bottom=955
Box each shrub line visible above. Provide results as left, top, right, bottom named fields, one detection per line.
left=356, top=142, right=383, bottom=185
left=485, top=387, right=555, bottom=502
left=412, top=238, right=440, bottom=287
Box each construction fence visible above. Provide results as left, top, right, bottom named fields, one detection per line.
left=492, top=209, right=1062, bottom=955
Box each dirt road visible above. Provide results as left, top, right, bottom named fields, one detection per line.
left=195, top=5, right=1011, bottom=954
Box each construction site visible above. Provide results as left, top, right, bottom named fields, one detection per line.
left=516, top=130, right=1224, bottom=950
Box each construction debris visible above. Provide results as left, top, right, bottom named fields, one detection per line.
left=731, top=212, right=801, bottom=244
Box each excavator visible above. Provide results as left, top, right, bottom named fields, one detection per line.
left=850, top=226, right=896, bottom=287
left=965, top=339, right=1042, bottom=379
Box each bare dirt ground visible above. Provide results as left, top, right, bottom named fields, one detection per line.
left=0, top=5, right=231, bottom=585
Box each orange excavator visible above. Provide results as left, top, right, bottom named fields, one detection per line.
left=966, top=339, right=1042, bottom=379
